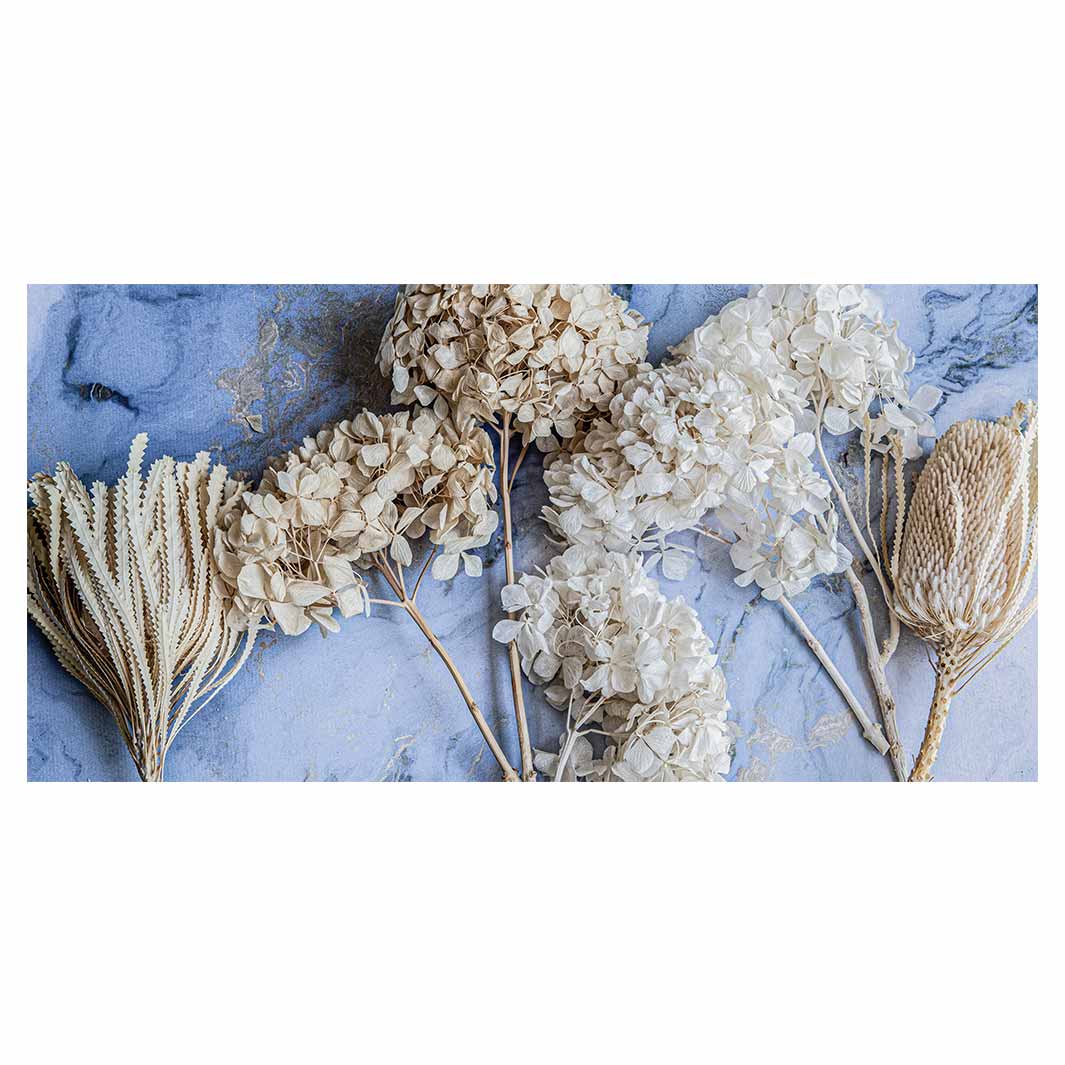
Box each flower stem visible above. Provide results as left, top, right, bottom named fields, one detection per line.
left=844, top=567, right=908, bottom=780
left=499, top=413, right=535, bottom=780
left=910, top=650, right=959, bottom=782
left=777, top=594, right=889, bottom=756
left=375, top=559, right=519, bottom=782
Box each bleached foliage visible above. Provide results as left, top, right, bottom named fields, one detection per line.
left=27, top=435, right=257, bottom=781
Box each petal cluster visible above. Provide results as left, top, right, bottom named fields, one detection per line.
left=378, top=284, right=649, bottom=445
left=215, top=409, right=498, bottom=636
left=750, top=284, right=939, bottom=458
left=493, top=544, right=732, bottom=781
left=542, top=290, right=859, bottom=596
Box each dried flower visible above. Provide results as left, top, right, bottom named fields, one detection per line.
left=749, top=283, right=940, bottom=457
left=493, top=544, right=732, bottom=781
left=891, top=401, right=1038, bottom=780
left=540, top=285, right=940, bottom=774
left=378, top=284, right=649, bottom=446
left=215, top=408, right=498, bottom=636
left=542, top=295, right=853, bottom=595
left=27, top=435, right=257, bottom=781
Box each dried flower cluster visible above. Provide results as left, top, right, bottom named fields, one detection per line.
left=493, top=544, right=731, bottom=781
left=214, top=408, right=498, bottom=636
left=543, top=285, right=941, bottom=601
left=748, top=284, right=942, bottom=457
left=27, top=435, right=257, bottom=781
left=891, top=401, right=1038, bottom=780
left=378, top=284, right=650, bottom=445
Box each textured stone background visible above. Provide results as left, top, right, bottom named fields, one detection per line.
left=27, top=284, right=1037, bottom=780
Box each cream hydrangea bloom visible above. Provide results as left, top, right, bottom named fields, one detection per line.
left=542, top=285, right=935, bottom=599
left=492, top=544, right=732, bottom=781
left=215, top=408, right=498, bottom=636
left=749, top=283, right=941, bottom=458
left=377, top=284, right=650, bottom=446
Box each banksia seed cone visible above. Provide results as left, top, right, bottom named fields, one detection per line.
left=891, top=401, right=1038, bottom=781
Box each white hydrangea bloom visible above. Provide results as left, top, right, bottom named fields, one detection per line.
left=215, top=409, right=498, bottom=636
left=543, top=285, right=936, bottom=598
left=492, top=544, right=732, bottom=781
left=751, top=283, right=940, bottom=458
left=377, top=284, right=650, bottom=446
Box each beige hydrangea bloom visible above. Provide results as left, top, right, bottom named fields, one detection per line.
left=214, top=408, right=498, bottom=636
left=377, top=284, right=649, bottom=446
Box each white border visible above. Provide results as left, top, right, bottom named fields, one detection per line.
left=4, top=3, right=1057, bottom=1063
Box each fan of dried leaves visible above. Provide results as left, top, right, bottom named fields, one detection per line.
left=27, top=435, right=258, bottom=781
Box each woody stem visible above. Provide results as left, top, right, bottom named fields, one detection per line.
left=910, top=650, right=959, bottom=782
left=844, top=567, right=908, bottom=780
left=375, top=559, right=519, bottom=782
left=778, top=595, right=888, bottom=756
left=499, top=413, right=535, bottom=780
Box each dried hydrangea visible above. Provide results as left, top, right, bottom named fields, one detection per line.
left=542, top=306, right=848, bottom=595
left=746, top=283, right=941, bottom=458
left=542, top=285, right=939, bottom=601
left=492, top=544, right=732, bottom=781
left=377, top=284, right=650, bottom=445
left=215, top=408, right=498, bottom=636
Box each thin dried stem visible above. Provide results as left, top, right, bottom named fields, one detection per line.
left=411, top=544, right=437, bottom=603
left=554, top=698, right=604, bottom=782
left=778, top=595, right=889, bottom=756
left=499, top=412, right=535, bottom=780
left=694, top=526, right=892, bottom=762
left=844, top=566, right=908, bottom=780
left=373, top=557, right=519, bottom=782
left=814, top=398, right=893, bottom=609
left=508, top=441, right=530, bottom=492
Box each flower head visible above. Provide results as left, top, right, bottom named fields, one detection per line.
left=378, top=284, right=649, bottom=446
left=543, top=286, right=928, bottom=599
left=493, top=544, right=732, bottom=781
left=215, top=409, right=498, bottom=635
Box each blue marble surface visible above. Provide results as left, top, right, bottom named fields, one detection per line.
left=27, top=285, right=1038, bottom=781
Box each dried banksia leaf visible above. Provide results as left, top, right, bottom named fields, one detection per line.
left=27, top=434, right=258, bottom=781
left=892, top=401, right=1038, bottom=780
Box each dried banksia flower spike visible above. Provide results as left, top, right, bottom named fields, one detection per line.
left=892, top=401, right=1038, bottom=781
left=27, top=435, right=259, bottom=781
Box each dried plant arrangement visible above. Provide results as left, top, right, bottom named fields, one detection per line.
left=379, top=284, right=650, bottom=779
left=542, top=285, right=943, bottom=779
left=213, top=407, right=520, bottom=780
left=889, top=402, right=1038, bottom=781
left=27, top=435, right=258, bottom=781
left=493, top=544, right=732, bottom=781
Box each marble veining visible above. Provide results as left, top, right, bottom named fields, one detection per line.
left=27, top=284, right=1038, bottom=781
